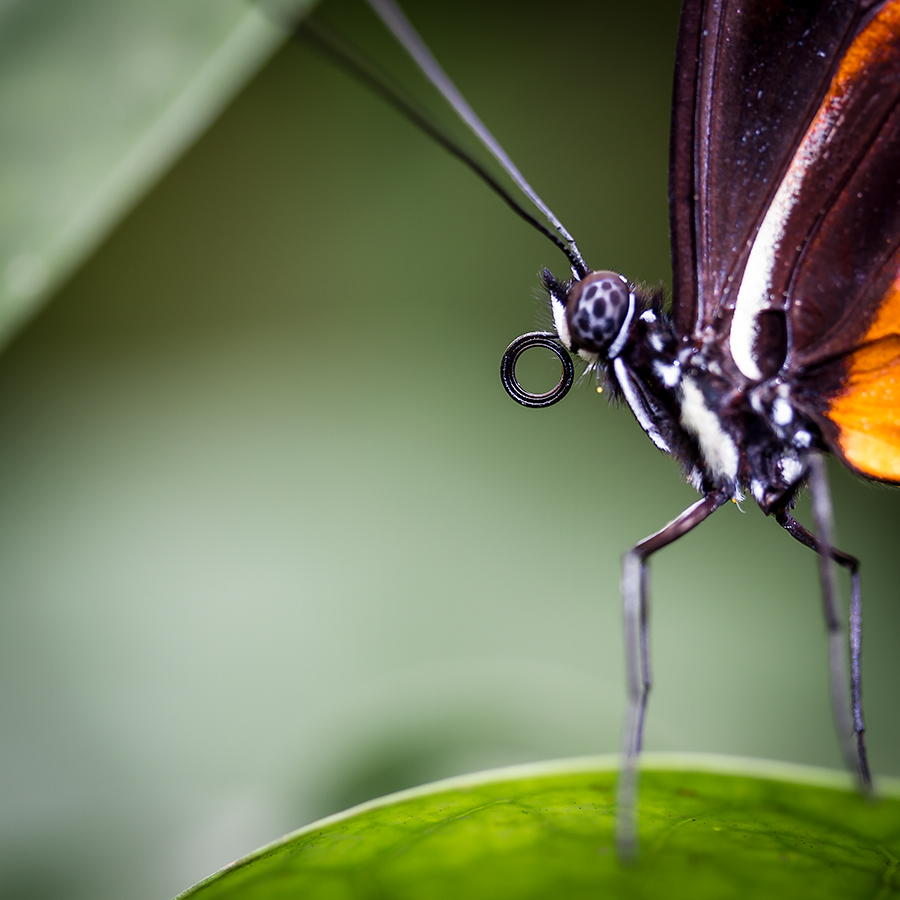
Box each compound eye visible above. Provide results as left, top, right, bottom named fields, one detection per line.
left=566, top=270, right=631, bottom=354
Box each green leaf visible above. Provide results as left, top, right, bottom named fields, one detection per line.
left=0, top=0, right=313, bottom=350
left=175, top=754, right=900, bottom=899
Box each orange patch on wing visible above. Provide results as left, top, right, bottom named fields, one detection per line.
left=820, top=2, right=900, bottom=481
left=829, top=0, right=900, bottom=92
left=827, top=275, right=900, bottom=481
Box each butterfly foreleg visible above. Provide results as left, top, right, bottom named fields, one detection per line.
left=616, top=489, right=729, bottom=857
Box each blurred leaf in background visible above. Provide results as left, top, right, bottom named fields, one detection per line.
left=0, top=2, right=898, bottom=900
left=0, top=0, right=289, bottom=346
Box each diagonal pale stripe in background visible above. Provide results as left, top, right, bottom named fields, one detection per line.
left=0, top=0, right=313, bottom=351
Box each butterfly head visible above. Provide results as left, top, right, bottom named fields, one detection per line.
left=545, top=269, right=635, bottom=363
left=500, top=267, right=639, bottom=409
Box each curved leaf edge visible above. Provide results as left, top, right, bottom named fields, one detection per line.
left=173, top=751, right=900, bottom=899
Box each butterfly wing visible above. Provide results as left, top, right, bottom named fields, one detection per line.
left=670, top=0, right=868, bottom=341
left=671, top=0, right=900, bottom=482
left=780, top=2, right=900, bottom=480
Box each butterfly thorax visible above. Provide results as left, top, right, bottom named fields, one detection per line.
left=546, top=269, right=821, bottom=516
left=616, top=307, right=821, bottom=515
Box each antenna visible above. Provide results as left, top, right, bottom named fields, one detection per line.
left=363, top=0, right=589, bottom=278
left=296, top=18, right=579, bottom=267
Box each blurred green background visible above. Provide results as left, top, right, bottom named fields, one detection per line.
left=1, top=1, right=898, bottom=898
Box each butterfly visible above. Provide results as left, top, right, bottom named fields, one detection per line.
left=534, top=0, right=900, bottom=846
left=503, top=0, right=900, bottom=850
left=325, top=0, right=900, bottom=853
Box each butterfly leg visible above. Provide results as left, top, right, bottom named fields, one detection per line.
left=774, top=454, right=871, bottom=789
left=616, top=490, right=729, bottom=857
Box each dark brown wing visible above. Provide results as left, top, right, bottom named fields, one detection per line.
left=669, top=0, right=874, bottom=341
left=671, top=0, right=900, bottom=481
left=768, top=0, right=900, bottom=369
left=754, top=0, right=900, bottom=480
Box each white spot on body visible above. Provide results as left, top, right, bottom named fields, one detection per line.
left=653, top=360, right=681, bottom=387
left=793, top=430, right=812, bottom=448
left=751, top=479, right=766, bottom=503
left=606, top=291, right=636, bottom=359
left=551, top=296, right=571, bottom=348
left=778, top=454, right=804, bottom=485
left=772, top=397, right=793, bottom=426
left=613, top=358, right=670, bottom=453
left=679, top=377, right=739, bottom=481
